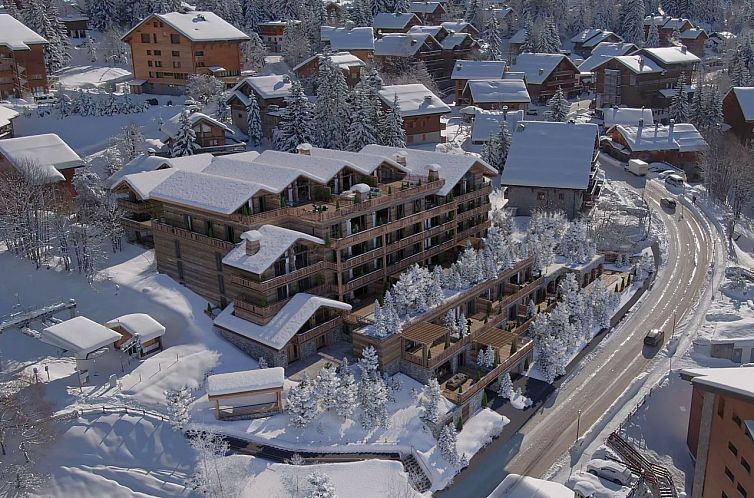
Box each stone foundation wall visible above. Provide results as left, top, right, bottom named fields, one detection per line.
left=216, top=327, right=288, bottom=367
left=399, top=360, right=434, bottom=384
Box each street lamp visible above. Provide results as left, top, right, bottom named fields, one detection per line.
left=576, top=409, right=582, bottom=443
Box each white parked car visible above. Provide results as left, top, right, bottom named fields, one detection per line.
left=586, top=459, right=635, bottom=486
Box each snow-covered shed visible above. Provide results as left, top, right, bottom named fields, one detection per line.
left=41, top=316, right=122, bottom=359
left=501, top=121, right=599, bottom=219
left=206, top=367, right=285, bottom=419
left=106, top=313, right=166, bottom=358
left=0, top=105, right=19, bottom=139
left=488, top=473, right=574, bottom=498
left=0, top=133, right=83, bottom=189
left=470, top=108, right=524, bottom=144
left=462, top=79, right=530, bottom=110
left=377, top=84, right=450, bottom=144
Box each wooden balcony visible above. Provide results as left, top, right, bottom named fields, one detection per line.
left=234, top=284, right=336, bottom=322
left=229, top=261, right=327, bottom=292
left=117, top=198, right=155, bottom=214
left=293, top=316, right=343, bottom=345
left=120, top=217, right=152, bottom=231
left=152, top=221, right=234, bottom=251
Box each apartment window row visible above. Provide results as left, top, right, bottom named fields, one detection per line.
left=724, top=465, right=750, bottom=497
left=138, top=32, right=180, bottom=44
left=145, top=49, right=179, bottom=57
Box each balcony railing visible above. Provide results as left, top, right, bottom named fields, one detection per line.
left=117, top=198, right=155, bottom=214
left=230, top=261, right=327, bottom=292
left=234, top=284, right=336, bottom=321
left=293, top=316, right=343, bottom=345
left=152, top=221, right=234, bottom=251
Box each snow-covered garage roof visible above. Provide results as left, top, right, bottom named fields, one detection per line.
left=222, top=226, right=324, bottom=274
left=0, top=133, right=82, bottom=183
left=489, top=474, right=573, bottom=498
left=207, top=367, right=285, bottom=397
left=466, top=79, right=531, bottom=104
left=41, top=316, right=122, bottom=356
left=105, top=313, right=166, bottom=342
left=214, top=297, right=351, bottom=350
left=321, top=26, right=375, bottom=51
left=122, top=12, right=249, bottom=43
left=378, top=83, right=450, bottom=117
left=729, top=87, right=754, bottom=122
left=681, top=367, right=754, bottom=399
left=0, top=14, right=48, bottom=50
left=451, top=60, right=506, bottom=80
left=501, top=121, right=598, bottom=190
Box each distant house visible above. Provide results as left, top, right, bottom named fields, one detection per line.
left=258, top=20, right=297, bottom=53
left=408, top=26, right=479, bottom=82
left=723, top=87, right=754, bottom=144
left=160, top=111, right=242, bottom=155
left=509, top=53, right=581, bottom=101
left=373, top=12, right=422, bottom=33
left=501, top=121, right=600, bottom=219
left=441, top=21, right=480, bottom=39
left=377, top=83, right=451, bottom=144
left=708, top=31, right=735, bottom=53
left=323, top=0, right=349, bottom=26
left=320, top=25, right=375, bottom=61
left=0, top=105, right=19, bottom=139
left=409, top=1, right=446, bottom=24
left=678, top=28, right=708, bottom=58
left=0, top=14, right=49, bottom=98
left=293, top=51, right=366, bottom=88
left=122, top=12, right=249, bottom=94
left=227, top=75, right=295, bottom=139
left=470, top=108, right=524, bottom=145
left=570, top=28, right=623, bottom=57
left=608, top=121, right=708, bottom=175
left=578, top=42, right=638, bottom=74
left=374, top=33, right=444, bottom=81
left=643, top=15, right=695, bottom=47
left=0, top=133, right=84, bottom=195
left=106, top=313, right=166, bottom=358
left=507, top=28, right=526, bottom=59
left=461, top=79, right=530, bottom=110
left=451, top=59, right=507, bottom=104
left=60, top=14, right=89, bottom=39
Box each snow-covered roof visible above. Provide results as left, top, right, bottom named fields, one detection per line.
left=608, top=55, right=663, bottom=74
left=679, top=28, right=706, bottom=40
left=106, top=153, right=214, bottom=188
left=501, top=121, right=598, bottom=190
left=409, top=24, right=445, bottom=38
left=232, top=75, right=294, bottom=100
left=41, top=316, right=122, bottom=356
left=374, top=33, right=432, bottom=57
left=0, top=104, right=19, bottom=127
left=614, top=123, right=708, bottom=152
left=373, top=12, right=420, bottom=30
left=603, top=107, right=654, bottom=128
left=440, top=32, right=473, bottom=50
left=105, top=313, right=166, bottom=342
left=252, top=148, right=382, bottom=180
left=489, top=474, right=574, bottom=498
left=491, top=7, right=513, bottom=20
left=409, top=1, right=444, bottom=13
left=149, top=170, right=261, bottom=214
left=509, top=53, right=573, bottom=85
left=640, top=46, right=700, bottom=65
left=113, top=169, right=177, bottom=200
left=378, top=83, right=450, bottom=117
left=583, top=31, right=620, bottom=48
left=578, top=42, right=637, bottom=73
left=451, top=60, right=506, bottom=80
left=0, top=14, right=48, bottom=50
left=568, top=471, right=633, bottom=498
left=160, top=111, right=233, bottom=139
left=123, top=12, right=249, bottom=43
left=320, top=26, right=375, bottom=50
left=222, top=226, right=324, bottom=274
left=0, top=133, right=82, bottom=183
left=60, top=14, right=89, bottom=22
left=307, top=146, right=410, bottom=174
left=441, top=21, right=476, bottom=34
left=730, top=87, right=754, bottom=122
left=293, top=51, right=366, bottom=73
left=508, top=28, right=526, bottom=45
left=360, top=144, right=497, bottom=196
left=470, top=108, right=525, bottom=143
left=571, top=28, right=604, bottom=44
left=466, top=79, right=530, bottom=104
left=207, top=367, right=285, bottom=397
left=681, top=367, right=754, bottom=399
left=215, top=297, right=352, bottom=350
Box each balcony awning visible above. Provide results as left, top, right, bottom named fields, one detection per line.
left=474, top=327, right=518, bottom=349
left=402, top=321, right=447, bottom=345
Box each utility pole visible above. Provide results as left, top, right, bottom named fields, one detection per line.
left=576, top=409, right=582, bottom=443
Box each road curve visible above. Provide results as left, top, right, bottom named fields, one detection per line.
left=441, top=179, right=714, bottom=497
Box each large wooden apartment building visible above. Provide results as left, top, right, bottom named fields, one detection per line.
left=122, top=11, right=249, bottom=95
left=112, top=145, right=498, bottom=366
left=0, top=14, right=49, bottom=99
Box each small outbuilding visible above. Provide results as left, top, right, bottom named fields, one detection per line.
left=106, top=313, right=166, bottom=358
left=206, top=367, right=285, bottom=420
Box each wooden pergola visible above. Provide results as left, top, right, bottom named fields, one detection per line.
left=473, top=327, right=518, bottom=350
left=401, top=321, right=449, bottom=359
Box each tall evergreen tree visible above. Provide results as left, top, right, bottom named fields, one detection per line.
left=379, top=95, right=406, bottom=147
left=618, top=0, right=645, bottom=46
left=171, top=111, right=199, bottom=157
left=704, top=85, right=723, bottom=129
left=541, top=17, right=561, bottom=53
left=274, top=81, right=317, bottom=152
left=346, top=90, right=378, bottom=151
left=394, top=0, right=409, bottom=13
left=520, top=15, right=537, bottom=53
left=669, top=75, right=690, bottom=123
left=484, top=15, right=503, bottom=61
left=545, top=87, right=570, bottom=122
left=645, top=16, right=660, bottom=48
left=314, top=54, right=351, bottom=149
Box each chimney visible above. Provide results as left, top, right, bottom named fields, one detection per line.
left=668, top=119, right=675, bottom=143
left=538, top=67, right=544, bottom=76
left=297, top=143, right=312, bottom=155
left=394, top=151, right=408, bottom=166
left=424, top=95, right=433, bottom=103
left=427, top=163, right=440, bottom=182
left=195, top=13, right=206, bottom=21
left=282, top=75, right=291, bottom=84
left=637, top=118, right=644, bottom=140
left=639, top=57, right=644, bottom=70
left=243, top=231, right=262, bottom=255
left=502, top=105, right=508, bottom=119
left=681, top=45, right=687, bottom=54
left=411, top=39, right=418, bottom=46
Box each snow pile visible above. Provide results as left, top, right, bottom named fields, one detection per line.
left=567, top=470, right=633, bottom=498
left=489, top=473, right=573, bottom=497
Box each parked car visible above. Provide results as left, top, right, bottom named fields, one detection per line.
left=34, top=93, right=57, bottom=104
left=665, top=174, right=685, bottom=189
left=660, top=197, right=677, bottom=210
left=586, top=459, right=635, bottom=486
left=525, top=108, right=538, bottom=116
left=644, top=328, right=664, bottom=346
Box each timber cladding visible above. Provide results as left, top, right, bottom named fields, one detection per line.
left=352, top=332, right=402, bottom=370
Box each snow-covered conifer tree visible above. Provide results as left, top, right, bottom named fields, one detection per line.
left=346, top=89, right=378, bottom=151
left=258, top=357, right=268, bottom=368
left=669, top=75, right=690, bottom=123
left=645, top=16, right=660, bottom=47
left=274, top=81, right=317, bottom=152
left=288, top=375, right=317, bottom=427
left=165, top=386, right=192, bottom=430
left=485, top=345, right=495, bottom=367
left=358, top=345, right=380, bottom=381
left=422, top=377, right=442, bottom=423
left=86, top=36, right=97, bottom=63
left=379, top=95, right=406, bottom=147
left=315, top=365, right=340, bottom=412
left=704, top=85, right=723, bottom=128
left=540, top=17, right=561, bottom=53
left=242, top=31, right=268, bottom=72
left=315, top=53, right=351, bottom=149
left=438, top=424, right=460, bottom=465
left=476, top=347, right=487, bottom=369
left=545, top=87, right=570, bottom=122
left=306, top=471, right=337, bottom=498
left=618, top=0, right=645, bottom=46
left=484, top=15, right=503, bottom=60
left=171, top=111, right=199, bottom=157
left=282, top=21, right=311, bottom=67
left=245, top=92, right=263, bottom=147
left=335, top=367, right=357, bottom=418
left=498, top=372, right=513, bottom=399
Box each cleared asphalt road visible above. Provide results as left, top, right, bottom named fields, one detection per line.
left=441, top=178, right=715, bottom=497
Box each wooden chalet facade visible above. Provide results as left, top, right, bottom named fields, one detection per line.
left=122, top=11, right=249, bottom=95
left=409, top=1, right=447, bottom=24
left=643, top=16, right=695, bottom=47
left=293, top=52, right=365, bottom=88
left=0, top=14, right=49, bottom=99
left=378, top=84, right=451, bottom=144
left=258, top=21, right=296, bottom=53
left=373, top=12, right=422, bottom=34
left=61, top=15, right=89, bottom=39
left=160, top=112, right=243, bottom=156
left=226, top=75, right=294, bottom=140
left=509, top=53, right=581, bottom=101
left=723, top=87, right=754, bottom=144
left=570, top=28, right=623, bottom=58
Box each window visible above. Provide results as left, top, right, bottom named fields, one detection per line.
left=725, top=467, right=735, bottom=482
left=225, top=225, right=234, bottom=242
left=218, top=275, right=225, bottom=295
left=215, top=252, right=223, bottom=271
left=733, top=414, right=742, bottom=427
left=149, top=71, right=154, bottom=78
left=172, top=61, right=181, bottom=68
left=558, top=193, right=564, bottom=200
left=153, top=21, right=158, bottom=27
left=196, top=61, right=205, bottom=67
left=147, top=60, right=153, bottom=67
left=174, top=240, right=181, bottom=258
left=146, top=49, right=152, bottom=55
left=730, top=442, right=739, bottom=456
left=743, top=458, right=751, bottom=474
left=140, top=33, right=150, bottom=43
left=737, top=483, right=747, bottom=498
left=195, top=50, right=204, bottom=56
left=718, top=398, right=726, bottom=418
left=170, top=34, right=180, bottom=44
left=152, top=33, right=157, bottom=43
left=153, top=50, right=161, bottom=55
left=155, top=59, right=163, bottom=67
left=172, top=50, right=180, bottom=56
left=185, top=214, right=193, bottom=232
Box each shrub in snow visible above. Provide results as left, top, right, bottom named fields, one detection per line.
left=165, top=386, right=192, bottom=430
left=258, top=357, right=268, bottom=369
left=498, top=372, right=513, bottom=399
left=484, top=345, right=495, bottom=368
left=306, top=471, right=337, bottom=498
left=188, top=429, right=246, bottom=498
left=438, top=423, right=461, bottom=465
left=287, top=374, right=317, bottom=427
left=422, top=377, right=442, bottom=424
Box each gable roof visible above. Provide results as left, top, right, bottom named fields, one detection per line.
left=578, top=42, right=638, bottom=73
left=470, top=108, right=525, bottom=143
left=440, top=32, right=475, bottom=50
left=602, top=107, right=654, bottom=128
left=614, top=123, right=708, bottom=152
left=678, top=28, right=707, bottom=40
left=207, top=368, right=285, bottom=396
left=222, top=226, right=324, bottom=274
left=0, top=133, right=83, bottom=183
left=378, top=83, right=451, bottom=117
left=106, top=152, right=215, bottom=188
left=409, top=1, right=445, bottom=13
left=501, top=121, right=598, bottom=190
left=149, top=169, right=262, bottom=214
left=160, top=111, right=233, bottom=139
left=215, top=297, right=351, bottom=350
left=441, top=21, right=478, bottom=35
left=374, top=32, right=437, bottom=56
left=293, top=51, right=366, bottom=73
left=509, top=53, right=575, bottom=85
left=681, top=367, right=754, bottom=400
left=230, top=75, right=294, bottom=101
left=730, top=87, right=754, bottom=122
left=465, top=79, right=530, bottom=104
left=320, top=26, right=375, bottom=51
left=571, top=28, right=604, bottom=44
left=639, top=46, right=700, bottom=65
left=600, top=55, right=663, bottom=74
left=41, top=316, right=122, bottom=356
left=0, top=14, right=48, bottom=50
left=123, top=12, right=249, bottom=43
left=509, top=28, right=526, bottom=45
left=451, top=60, right=506, bottom=80
left=373, top=12, right=421, bottom=30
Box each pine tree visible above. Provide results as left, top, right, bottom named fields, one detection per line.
left=335, top=367, right=357, bottom=418
left=645, top=16, right=660, bottom=48
left=379, top=95, right=406, bottom=147
left=545, top=87, right=570, bottom=122
left=422, top=378, right=442, bottom=423
left=484, top=15, right=503, bottom=61
left=521, top=15, right=537, bottom=53
left=306, top=471, right=337, bottom=498
left=288, top=375, right=317, bottom=427
left=541, top=17, right=561, bottom=54
left=242, top=31, right=268, bottom=71
left=282, top=20, right=311, bottom=67
left=171, top=111, right=199, bottom=157
left=498, top=372, right=513, bottom=399
left=346, top=89, right=378, bottom=151
left=669, top=75, right=690, bottom=123
left=438, top=424, right=460, bottom=465
left=258, top=356, right=269, bottom=368
left=245, top=92, right=263, bottom=147
left=85, top=0, right=118, bottom=31
left=618, top=0, right=645, bottom=46
left=274, top=81, right=317, bottom=152
left=165, top=386, right=192, bottom=430
left=704, top=85, right=723, bottom=129
left=315, top=53, right=350, bottom=149
left=690, top=82, right=705, bottom=128
left=315, top=365, right=340, bottom=412
left=86, top=36, right=97, bottom=63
